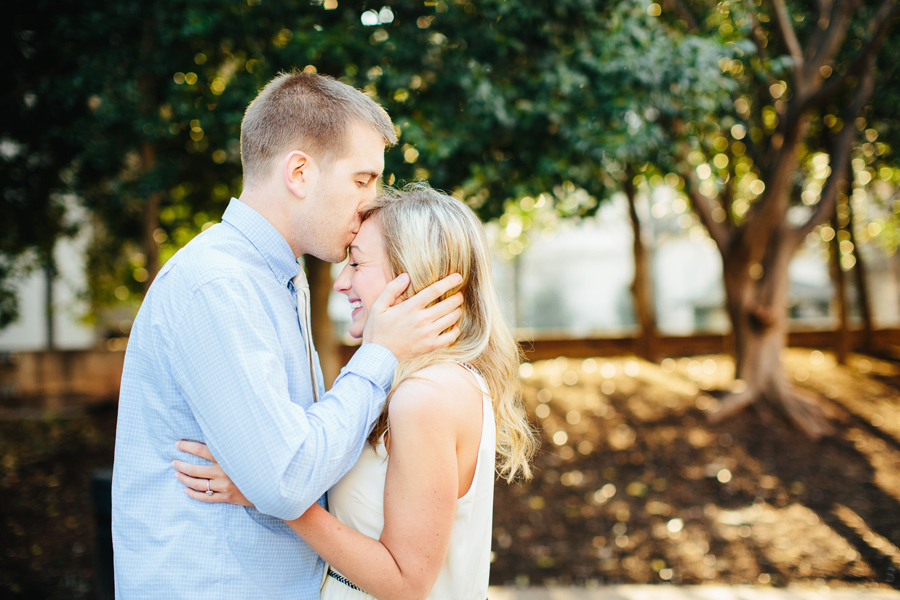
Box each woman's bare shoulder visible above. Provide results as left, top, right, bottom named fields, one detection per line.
left=388, top=362, right=483, bottom=425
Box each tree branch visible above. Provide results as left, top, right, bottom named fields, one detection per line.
left=740, top=2, right=783, bottom=175
left=751, top=76, right=776, bottom=175
left=815, top=0, right=834, bottom=26
left=717, top=142, right=739, bottom=227
left=743, top=2, right=771, bottom=66
left=770, top=0, right=805, bottom=86
left=743, top=2, right=782, bottom=93
left=801, top=0, right=899, bottom=111
left=722, top=172, right=736, bottom=227
left=793, top=68, right=875, bottom=242
left=793, top=0, right=893, bottom=240
left=736, top=117, right=765, bottom=173
left=804, top=0, right=832, bottom=59
left=803, top=0, right=855, bottom=83
left=683, top=170, right=732, bottom=251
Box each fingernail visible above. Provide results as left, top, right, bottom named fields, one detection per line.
left=175, top=441, right=182, bottom=450
left=454, top=274, right=462, bottom=284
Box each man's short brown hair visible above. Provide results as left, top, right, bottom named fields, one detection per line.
left=240, top=71, right=397, bottom=186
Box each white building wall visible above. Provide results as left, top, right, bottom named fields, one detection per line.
left=4, top=194, right=897, bottom=351
left=0, top=229, right=96, bottom=352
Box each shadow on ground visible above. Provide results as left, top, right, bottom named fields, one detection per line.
left=2, top=350, right=899, bottom=598
left=491, top=350, right=900, bottom=590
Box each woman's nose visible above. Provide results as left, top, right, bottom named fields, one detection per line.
left=333, top=265, right=351, bottom=293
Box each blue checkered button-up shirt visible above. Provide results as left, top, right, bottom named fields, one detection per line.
left=112, top=198, right=396, bottom=599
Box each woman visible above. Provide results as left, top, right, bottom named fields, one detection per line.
left=173, top=184, right=536, bottom=599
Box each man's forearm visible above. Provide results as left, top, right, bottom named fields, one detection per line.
left=243, top=343, right=396, bottom=519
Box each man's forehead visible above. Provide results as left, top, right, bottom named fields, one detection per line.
left=331, top=149, right=382, bottom=174
left=339, top=123, right=386, bottom=170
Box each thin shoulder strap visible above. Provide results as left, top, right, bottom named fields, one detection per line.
left=452, top=360, right=490, bottom=396
left=453, top=360, right=482, bottom=378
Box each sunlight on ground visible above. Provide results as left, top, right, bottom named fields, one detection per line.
left=712, top=502, right=874, bottom=579
left=502, top=351, right=900, bottom=587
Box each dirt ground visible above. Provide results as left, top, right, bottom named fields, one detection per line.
left=2, top=349, right=900, bottom=597
left=491, top=349, right=900, bottom=590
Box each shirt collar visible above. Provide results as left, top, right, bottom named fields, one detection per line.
left=221, top=198, right=299, bottom=287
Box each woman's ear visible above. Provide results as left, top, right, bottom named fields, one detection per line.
left=282, top=150, right=312, bottom=199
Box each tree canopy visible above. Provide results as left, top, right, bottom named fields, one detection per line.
left=2, top=0, right=898, bottom=351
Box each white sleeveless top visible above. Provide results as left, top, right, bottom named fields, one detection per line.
left=322, top=365, right=496, bottom=600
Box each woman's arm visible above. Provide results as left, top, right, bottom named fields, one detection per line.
left=292, top=374, right=467, bottom=600
left=173, top=365, right=483, bottom=600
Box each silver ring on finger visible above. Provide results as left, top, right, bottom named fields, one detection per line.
left=206, top=479, right=215, bottom=496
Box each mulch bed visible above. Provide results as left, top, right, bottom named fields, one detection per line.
left=2, top=349, right=899, bottom=597
left=1, top=403, right=117, bottom=598
left=492, top=349, right=900, bottom=590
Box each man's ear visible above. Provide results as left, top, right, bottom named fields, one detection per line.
left=282, top=150, right=312, bottom=199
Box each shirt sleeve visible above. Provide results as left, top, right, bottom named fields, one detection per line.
left=167, top=274, right=396, bottom=520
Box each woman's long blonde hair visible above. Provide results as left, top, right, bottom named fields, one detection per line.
left=362, top=183, right=536, bottom=481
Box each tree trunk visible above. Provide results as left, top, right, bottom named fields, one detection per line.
left=829, top=213, right=850, bottom=364
left=711, top=225, right=833, bottom=438
left=44, top=257, right=55, bottom=350
left=306, top=256, right=340, bottom=387
left=140, top=140, right=161, bottom=291
left=683, top=0, right=892, bottom=440
left=847, top=196, right=874, bottom=352
left=138, top=18, right=161, bottom=290
left=512, top=252, right=522, bottom=328
left=624, top=169, right=658, bottom=361
left=142, top=189, right=161, bottom=288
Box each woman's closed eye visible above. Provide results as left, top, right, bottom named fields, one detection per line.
left=346, top=249, right=360, bottom=268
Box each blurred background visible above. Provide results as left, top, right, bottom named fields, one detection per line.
left=2, top=0, right=899, bottom=598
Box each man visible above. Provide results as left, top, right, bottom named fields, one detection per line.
left=111, top=72, right=463, bottom=598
